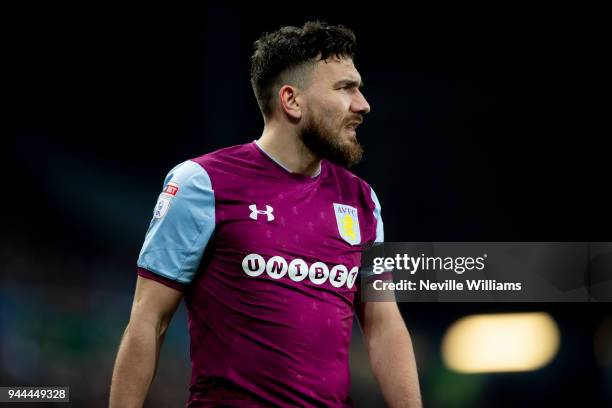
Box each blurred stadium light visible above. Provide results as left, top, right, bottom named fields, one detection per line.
left=441, top=312, right=560, bottom=373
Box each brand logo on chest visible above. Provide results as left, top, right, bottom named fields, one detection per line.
left=241, top=253, right=359, bottom=289
left=249, top=204, right=275, bottom=221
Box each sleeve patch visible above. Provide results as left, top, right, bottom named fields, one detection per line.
left=153, top=195, right=172, bottom=219
left=163, top=181, right=179, bottom=196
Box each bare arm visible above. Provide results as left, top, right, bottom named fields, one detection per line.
left=109, top=276, right=183, bottom=408
left=356, top=297, right=422, bottom=408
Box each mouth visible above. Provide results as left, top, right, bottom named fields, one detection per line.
left=344, top=121, right=362, bottom=136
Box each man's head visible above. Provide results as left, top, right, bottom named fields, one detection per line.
left=251, top=21, right=371, bottom=167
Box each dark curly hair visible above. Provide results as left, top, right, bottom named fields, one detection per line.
left=250, top=21, right=357, bottom=118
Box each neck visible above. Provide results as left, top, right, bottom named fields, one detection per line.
left=257, top=121, right=321, bottom=177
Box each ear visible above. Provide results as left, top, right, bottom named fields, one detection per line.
left=278, top=85, right=302, bottom=120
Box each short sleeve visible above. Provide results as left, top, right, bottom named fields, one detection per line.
left=137, top=160, right=215, bottom=286
left=370, top=187, right=384, bottom=243
left=357, top=186, right=388, bottom=283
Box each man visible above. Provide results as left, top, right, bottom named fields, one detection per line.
left=110, top=21, right=422, bottom=407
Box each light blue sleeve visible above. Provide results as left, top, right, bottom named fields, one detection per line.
left=137, top=160, right=215, bottom=284
left=371, top=187, right=384, bottom=243
left=358, top=187, right=386, bottom=282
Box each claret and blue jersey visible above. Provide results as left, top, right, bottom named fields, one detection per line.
left=137, top=141, right=383, bottom=407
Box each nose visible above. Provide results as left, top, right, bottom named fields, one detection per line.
left=352, top=89, right=371, bottom=115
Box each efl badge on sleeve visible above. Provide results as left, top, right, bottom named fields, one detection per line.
left=333, top=203, right=361, bottom=245
left=153, top=181, right=179, bottom=219
left=153, top=195, right=171, bottom=219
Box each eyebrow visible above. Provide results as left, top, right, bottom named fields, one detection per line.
left=334, top=79, right=364, bottom=89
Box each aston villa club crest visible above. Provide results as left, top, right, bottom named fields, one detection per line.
left=333, top=203, right=361, bottom=245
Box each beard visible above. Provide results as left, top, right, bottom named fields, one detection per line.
left=299, top=112, right=364, bottom=168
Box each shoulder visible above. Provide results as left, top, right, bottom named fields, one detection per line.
left=158, top=160, right=213, bottom=202
left=163, top=159, right=209, bottom=183
left=158, top=143, right=254, bottom=191
left=324, top=161, right=377, bottom=202
left=183, top=142, right=260, bottom=189
left=325, top=162, right=385, bottom=243
left=189, top=142, right=255, bottom=170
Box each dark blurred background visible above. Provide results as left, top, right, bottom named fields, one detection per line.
left=2, top=5, right=610, bottom=407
